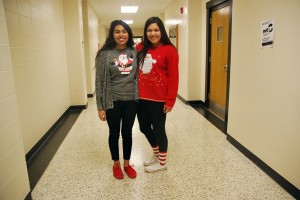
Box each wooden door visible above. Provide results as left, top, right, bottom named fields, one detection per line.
left=209, top=5, right=229, bottom=119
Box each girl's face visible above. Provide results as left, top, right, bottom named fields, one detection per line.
left=146, top=23, right=161, bottom=47
left=114, top=25, right=128, bottom=49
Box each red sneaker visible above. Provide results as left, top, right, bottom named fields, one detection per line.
left=124, top=165, right=137, bottom=179
left=113, top=165, right=124, bottom=179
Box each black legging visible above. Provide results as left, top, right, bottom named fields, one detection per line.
left=106, top=101, right=137, bottom=161
left=137, top=100, right=168, bottom=152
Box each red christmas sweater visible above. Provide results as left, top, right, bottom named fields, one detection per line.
left=136, top=43, right=179, bottom=108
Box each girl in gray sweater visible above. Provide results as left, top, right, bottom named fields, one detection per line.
left=95, top=20, right=138, bottom=179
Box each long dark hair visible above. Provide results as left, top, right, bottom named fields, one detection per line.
left=96, top=20, right=134, bottom=57
left=137, top=16, right=174, bottom=65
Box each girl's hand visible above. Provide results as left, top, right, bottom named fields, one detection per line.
left=98, top=109, right=106, bottom=121
left=163, top=106, right=172, bottom=113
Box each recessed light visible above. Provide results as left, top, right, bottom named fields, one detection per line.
left=123, top=20, right=133, bottom=24
left=121, top=6, right=138, bottom=13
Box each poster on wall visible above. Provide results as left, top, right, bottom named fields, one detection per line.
left=261, top=19, right=275, bottom=48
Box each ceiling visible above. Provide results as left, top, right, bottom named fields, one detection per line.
left=87, top=0, right=176, bottom=29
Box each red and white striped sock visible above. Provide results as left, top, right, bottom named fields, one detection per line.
left=159, top=152, right=167, bottom=166
left=152, top=146, right=159, bottom=157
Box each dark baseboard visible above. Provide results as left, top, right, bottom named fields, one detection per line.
left=188, top=101, right=227, bottom=133
left=184, top=94, right=300, bottom=198
left=87, top=93, right=95, bottom=98
left=177, top=94, right=188, bottom=104
left=88, top=91, right=96, bottom=98
left=70, top=102, right=88, bottom=110
left=26, top=104, right=86, bottom=190
left=25, top=108, right=70, bottom=163
left=25, top=104, right=87, bottom=163
left=227, top=134, right=300, bottom=199
left=25, top=191, right=32, bottom=200
left=177, top=94, right=204, bottom=105
left=177, top=96, right=226, bottom=133
left=187, top=100, right=205, bottom=105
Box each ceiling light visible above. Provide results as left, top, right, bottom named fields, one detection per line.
left=121, top=6, right=138, bottom=13
left=123, top=20, right=133, bottom=24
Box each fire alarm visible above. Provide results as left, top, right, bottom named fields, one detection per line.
left=180, top=7, right=184, bottom=14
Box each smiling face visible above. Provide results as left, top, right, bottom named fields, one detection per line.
left=114, top=25, right=129, bottom=49
left=146, top=23, right=161, bottom=47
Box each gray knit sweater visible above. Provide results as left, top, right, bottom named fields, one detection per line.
left=95, top=49, right=138, bottom=111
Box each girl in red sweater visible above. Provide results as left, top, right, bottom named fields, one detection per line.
left=136, top=17, right=179, bottom=172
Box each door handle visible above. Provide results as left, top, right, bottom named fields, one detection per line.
left=224, top=64, right=228, bottom=72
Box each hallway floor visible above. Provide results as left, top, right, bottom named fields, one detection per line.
left=31, top=98, right=294, bottom=200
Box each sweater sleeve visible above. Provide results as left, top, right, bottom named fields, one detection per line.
left=165, top=46, right=179, bottom=108
left=135, top=50, right=139, bottom=101
left=95, top=52, right=104, bottom=110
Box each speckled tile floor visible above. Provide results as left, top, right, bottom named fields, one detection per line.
left=31, top=98, right=295, bottom=200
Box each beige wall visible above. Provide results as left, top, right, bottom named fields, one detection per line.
left=98, top=24, right=107, bottom=48
left=63, top=0, right=87, bottom=106
left=4, top=0, right=70, bottom=153
left=187, top=0, right=203, bottom=100
left=132, top=28, right=143, bottom=37
left=0, top=0, right=30, bottom=199
left=165, top=0, right=203, bottom=101
left=1, top=0, right=91, bottom=197
left=227, top=0, right=300, bottom=188
left=83, top=1, right=99, bottom=95
left=165, top=0, right=189, bottom=100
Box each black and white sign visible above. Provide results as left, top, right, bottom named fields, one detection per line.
left=261, top=19, right=275, bottom=48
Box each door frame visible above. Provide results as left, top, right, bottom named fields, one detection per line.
left=205, top=0, right=232, bottom=128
